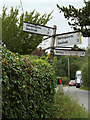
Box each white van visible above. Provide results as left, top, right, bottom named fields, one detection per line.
left=75, top=70, right=82, bottom=88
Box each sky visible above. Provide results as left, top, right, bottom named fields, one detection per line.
left=0, top=0, right=88, bottom=49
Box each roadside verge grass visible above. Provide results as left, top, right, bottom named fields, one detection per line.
left=80, top=86, right=90, bottom=91
left=51, top=87, right=88, bottom=119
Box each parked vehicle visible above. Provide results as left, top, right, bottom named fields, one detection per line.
left=69, top=80, right=76, bottom=86
left=75, top=70, right=82, bottom=88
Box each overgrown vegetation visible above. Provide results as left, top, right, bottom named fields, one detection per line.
left=82, top=62, right=88, bottom=87
left=2, top=48, right=57, bottom=119
left=1, top=3, right=89, bottom=118
left=80, top=86, right=90, bottom=91
left=56, top=1, right=89, bottom=87
left=2, top=47, right=88, bottom=119
left=52, top=50, right=88, bottom=87
left=57, top=1, right=90, bottom=37
left=62, top=77, right=69, bottom=85
left=2, top=6, right=53, bottom=54
left=51, top=88, right=88, bottom=118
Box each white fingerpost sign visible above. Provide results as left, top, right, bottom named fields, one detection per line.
left=41, top=38, right=52, bottom=50
left=23, top=22, right=54, bottom=36
left=55, top=49, right=85, bottom=57
left=56, top=32, right=82, bottom=46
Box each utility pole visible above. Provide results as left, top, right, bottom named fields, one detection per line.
left=68, top=57, right=70, bottom=81
left=50, top=25, right=57, bottom=63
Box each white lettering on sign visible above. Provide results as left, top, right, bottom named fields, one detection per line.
left=23, top=22, right=53, bottom=36
left=56, top=32, right=82, bottom=46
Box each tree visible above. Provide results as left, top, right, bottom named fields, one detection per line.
left=2, top=6, right=53, bottom=54
left=82, top=62, right=88, bottom=87
left=53, top=54, right=87, bottom=80
left=53, top=56, right=68, bottom=77
left=57, top=1, right=90, bottom=37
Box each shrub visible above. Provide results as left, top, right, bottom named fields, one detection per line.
left=52, top=91, right=88, bottom=118
left=62, top=77, right=69, bottom=85
left=2, top=48, right=57, bottom=119
left=81, top=62, right=88, bottom=87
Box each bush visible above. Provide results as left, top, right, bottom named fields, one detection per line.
left=2, top=48, right=57, bottom=119
left=52, top=91, right=88, bottom=118
left=82, top=62, right=88, bottom=87
left=62, top=77, right=69, bottom=85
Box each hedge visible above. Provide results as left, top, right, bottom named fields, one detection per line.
left=82, top=62, right=88, bottom=87
left=2, top=48, right=57, bottom=119
left=62, top=77, right=69, bottom=85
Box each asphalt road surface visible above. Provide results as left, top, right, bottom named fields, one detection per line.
left=63, top=86, right=90, bottom=112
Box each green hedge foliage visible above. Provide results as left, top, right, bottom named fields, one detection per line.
left=2, top=48, right=57, bottom=119
left=82, top=62, right=88, bottom=87
left=62, top=77, right=69, bottom=85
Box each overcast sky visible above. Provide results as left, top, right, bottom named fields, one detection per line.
left=1, top=0, right=88, bottom=48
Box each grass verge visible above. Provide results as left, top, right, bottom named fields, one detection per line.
left=80, top=86, right=90, bottom=91
left=51, top=87, right=88, bottom=119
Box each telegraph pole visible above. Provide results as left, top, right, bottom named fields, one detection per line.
left=68, top=57, right=70, bottom=81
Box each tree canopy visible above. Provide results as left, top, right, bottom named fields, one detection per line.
left=57, top=1, right=90, bottom=37
left=2, top=6, right=53, bottom=54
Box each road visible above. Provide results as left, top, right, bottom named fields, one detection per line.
left=63, top=86, right=90, bottom=112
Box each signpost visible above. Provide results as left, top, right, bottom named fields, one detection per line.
left=41, top=38, right=52, bottom=50
left=23, top=22, right=85, bottom=57
left=23, top=22, right=54, bottom=36
left=54, top=49, right=85, bottom=57
left=56, top=31, right=82, bottom=46
left=23, top=22, right=86, bottom=80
